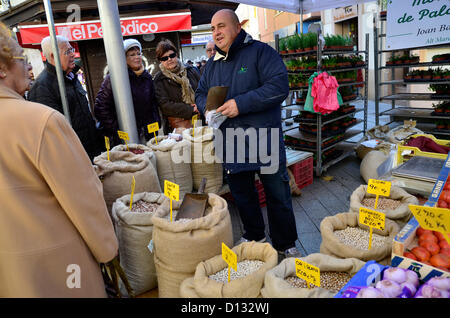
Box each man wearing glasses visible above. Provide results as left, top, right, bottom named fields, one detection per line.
left=29, top=35, right=103, bottom=161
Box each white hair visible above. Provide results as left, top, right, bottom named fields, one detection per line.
left=41, top=35, right=69, bottom=60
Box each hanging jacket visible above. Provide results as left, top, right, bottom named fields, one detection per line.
left=311, top=72, right=340, bottom=115
left=304, top=72, right=319, bottom=113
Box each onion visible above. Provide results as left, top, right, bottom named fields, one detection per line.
left=404, top=269, right=419, bottom=288
left=426, top=277, right=450, bottom=291
left=382, top=267, right=407, bottom=284
left=356, top=286, right=385, bottom=298
left=375, top=279, right=403, bottom=298
left=399, top=281, right=417, bottom=298
left=415, top=284, right=448, bottom=298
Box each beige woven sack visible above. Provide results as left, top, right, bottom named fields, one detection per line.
left=93, top=151, right=161, bottom=215
left=111, top=143, right=157, bottom=169
left=261, top=253, right=366, bottom=298
left=179, top=242, right=278, bottom=298
left=349, top=185, right=418, bottom=228
left=112, top=192, right=166, bottom=295
left=360, top=150, right=389, bottom=183
left=182, top=127, right=223, bottom=194
left=152, top=193, right=233, bottom=298
left=320, top=212, right=399, bottom=265
left=147, top=136, right=193, bottom=199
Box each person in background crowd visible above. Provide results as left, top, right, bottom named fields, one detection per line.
left=200, top=40, right=216, bottom=75
left=94, top=38, right=161, bottom=146
left=196, top=9, right=301, bottom=259
left=0, top=22, right=118, bottom=297
left=28, top=35, right=103, bottom=161
left=153, top=39, right=201, bottom=134
left=195, top=60, right=202, bottom=71
left=23, top=62, right=34, bottom=99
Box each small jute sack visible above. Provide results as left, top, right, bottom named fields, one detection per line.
left=152, top=193, right=233, bottom=298
left=320, top=212, right=400, bottom=265
left=349, top=185, right=418, bottom=228
left=261, top=253, right=366, bottom=298
left=111, top=143, right=157, bottom=170
left=179, top=242, right=278, bottom=298
left=360, top=150, right=389, bottom=183
left=94, top=151, right=161, bottom=215
left=182, top=127, right=223, bottom=194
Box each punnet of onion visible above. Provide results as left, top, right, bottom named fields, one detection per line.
left=415, top=284, right=449, bottom=298
left=426, top=277, right=450, bottom=291
left=404, top=269, right=419, bottom=288
left=382, top=267, right=407, bottom=284
left=375, top=279, right=402, bottom=298
left=356, top=286, right=385, bottom=298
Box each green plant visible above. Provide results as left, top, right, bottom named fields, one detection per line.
left=287, top=36, right=297, bottom=51
left=304, top=32, right=317, bottom=49
left=279, top=37, right=287, bottom=51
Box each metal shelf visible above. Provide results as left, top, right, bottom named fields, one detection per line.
left=380, top=107, right=450, bottom=120
left=293, top=109, right=362, bottom=126
left=380, top=61, right=450, bottom=70
left=380, top=79, right=450, bottom=85
left=380, top=93, right=450, bottom=101
left=280, top=49, right=365, bottom=58
left=289, top=81, right=365, bottom=91
left=388, top=121, right=450, bottom=136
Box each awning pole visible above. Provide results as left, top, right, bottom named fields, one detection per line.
left=299, top=0, right=304, bottom=33
left=43, top=0, right=71, bottom=124
left=97, top=0, right=139, bottom=143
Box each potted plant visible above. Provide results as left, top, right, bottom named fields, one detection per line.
left=404, top=71, right=413, bottom=81
left=343, top=36, right=353, bottom=50
left=444, top=70, right=450, bottom=80
left=287, top=36, right=297, bottom=53
left=386, top=55, right=397, bottom=66
left=412, top=70, right=422, bottom=80
left=432, top=67, right=443, bottom=81
left=432, top=53, right=450, bottom=63
left=279, top=37, right=288, bottom=54
left=296, top=34, right=305, bottom=52
left=422, top=69, right=432, bottom=81
left=436, top=120, right=446, bottom=130
left=432, top=102, right=444, bottom=114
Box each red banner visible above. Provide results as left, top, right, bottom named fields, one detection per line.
left=18, top=12, right=191, bottom=44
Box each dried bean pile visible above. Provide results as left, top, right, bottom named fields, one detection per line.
left=285, top=271, right=352, bottom=292
left=131, top=200, right=159, bottom=213
left=209, top=260, right=265, bottom=283
left=361, top=197, right=402, bottom=210
left=333, top=226, right=389, bottom=250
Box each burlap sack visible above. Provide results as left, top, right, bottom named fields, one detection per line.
left=152, top=193, right=233, bottom=298
left=147, top=136, right=193, bottom=199
left=111, top=143, right=157, bottom=169
left=179, top=242, right=278, bottom=298
left=360, top=150, right=389, bottom=183
left=386, top=125, right=423, bottom=144
left=320, top=212, right=399, bottom=265
left=94, top=151, right=161, bottom=215
left=261, top=253, right=366, bottom=298
left=287, top=167, right=302, bottom=196
left=182, top=127, right=223, bottom=194
left=349, top=185, right=418, bottom=228
left=112, top=192, right=166, bottom=295
left=367, top=125, right=390, bottom=140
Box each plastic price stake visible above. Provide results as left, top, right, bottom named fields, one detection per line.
left=359, top=207, right=386, bottom=250
left=148, top=122, right=159, bottom=145
left=117, top=130, right=130, bottom=151
left=409, top=204, right=450, bottom=244
left=105, top=136, right=110, bottom=161
left=192, top=114, right=198, bottom=137
left=129, top=176, right=136, bottom=211
left=222, top=243, right=237, bottom=283
left=164, top=180, right=179, bottom=222
left=295, top=258, right=320, bottom=289
left=367, top=179, right=391, bottom=209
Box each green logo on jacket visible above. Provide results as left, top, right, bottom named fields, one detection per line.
left=238, top=66, right=248, bottom=74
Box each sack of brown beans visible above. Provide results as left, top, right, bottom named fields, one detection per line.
left=182, top=127, right=223, bottom=194
left=111, top=143, right=157, bottom=170
left=349, top=185, right=418, bottom=228
left=152, top=193, right=233, bottom=298
left=93, top=151, right=161, bottom=216
left=112, top=192, right=166, bottom=296
left=261, top=253, right=365, bottom=298
left=147, top=136, right=193, bottom=199
left=320, top=212, right=400, bottom=265
left=179, top=242, right=278, bottom=298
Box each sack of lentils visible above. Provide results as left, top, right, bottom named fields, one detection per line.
left=320, top=212, right=400, bottom=265
left=147, top=136, right=193, bottom=199
left=179, top=242, right=278, bottom=298
left=112, top=192, right=166, bottom=296
left=93, top=151, right=161, bottom=216
left=261, top=253, right=366, bottom=298
left=111, top=143, right=157, bottom=170
left=349, top=185, right=418, bottom=228
left=152, top=193, right=233, bottom=298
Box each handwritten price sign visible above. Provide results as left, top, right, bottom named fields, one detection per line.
left=117, top=130, right=130, bottom=151
left=222, top=243, right=237, bottom=283
left=164, top=180, right=179, bottom=222
left=367, top=179, right=391, bottom=209
left=409, top=204, right=450, bottom=244
left=359, top=207, right=386, bottom=250
left=295, top=259, right=320, bottom=288
left=148, top=122, right=159, bottom=145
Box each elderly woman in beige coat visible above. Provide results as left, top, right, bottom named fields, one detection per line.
left=0, top=23, right=118, bottom=297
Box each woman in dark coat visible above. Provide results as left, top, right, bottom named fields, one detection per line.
left=153, top=39, right=201, bottom=134
left=94, top=38, right=161, bottom=146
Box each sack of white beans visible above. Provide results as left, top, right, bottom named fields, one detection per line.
left=111, top=143, right=157, bottom=170
left=261, top=253, right=366, bottom=298
left=111, top=192, right=166, bottom=296
left=180, top=242, right=278, bottom=298
left=320, top=212, right=400, bottom=265
left=93, top=151, right=161, bottom=216
left=152, top=193, right=233, bottom=298
left=349, top=185, right=418, bottom=228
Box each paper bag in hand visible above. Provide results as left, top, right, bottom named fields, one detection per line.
left=206, top=86, right=228, bottom=111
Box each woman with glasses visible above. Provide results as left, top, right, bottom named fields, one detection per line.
left=0, top=22, right=118, bottom=297
left=94, top=38, right=161, bottom=146
left=154, top=39, right=201, bottom=134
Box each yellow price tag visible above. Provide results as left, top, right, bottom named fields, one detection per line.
left=192, top=114, right=198, bottom=137
left=295, top=258, right=320, bottom=288
left=409, top=204, right=450, bottom=244
left=117, top=130, right=129, bottom=141
left=164, top=180, right=179, bottom=222
left=105, top=136, right=110, bottom=161
left=129, top=176, right=136, bottom=211
left=367, top=179, right=391, bottom=197
left=222, top=242, right=237, bottom=283
left=359, top=207, right=386, bottom=250
left=148, top=122, right=159, bottom=145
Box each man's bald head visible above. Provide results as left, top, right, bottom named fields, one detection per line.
left=211, top=9, right=241, bottom=53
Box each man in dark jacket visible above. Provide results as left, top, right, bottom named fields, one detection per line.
left=195, top=9, right=300, bottom=259
left=29, top=36, right=103, bottom=161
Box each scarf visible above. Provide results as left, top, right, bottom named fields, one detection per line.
left=133, top=65, right=145, bottom=76
left=159, top=60, right=195, bottom=104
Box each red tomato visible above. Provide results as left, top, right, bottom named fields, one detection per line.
left=420, top=241, right=440, bottom=255
left=444, top=182, right=450, bottom=191
left=440, top=240, right=450, bottom=250
left=412, top=246, right=431, bottom=262
left=416, top=227, right=433, bottom=237
left=438, top=200, right=448, bottom=209
left=440, top=190, right=450, bottom=203
left=434, top=231, right=446, bottom=241
left=430, top=254, right=450, bottom=269
left=441, top=248, right=450, bottom=257
left=403, top=251, right=417, bottom=260
left=419, top=233, right=438, bottom=243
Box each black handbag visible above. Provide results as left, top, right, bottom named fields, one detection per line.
left=100, top=257, right=135, bottom=298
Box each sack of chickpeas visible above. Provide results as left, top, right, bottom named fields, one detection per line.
left=152, top=193, right=233, bottom=298
left=111, top=192, right=165, bottom=296
left=349, top=185, right=418, bottom=228
left=180, top=242, right=278, bottom=298
left=182, top=127, right=223, bottom=194
left=261, top=253, right=366, bottom=298
left=147, top=136, right=193, bottom=199
left=319, top=212, right=400, bottom=265
left=111, top=143, right=157, bottom=170
left=93, top=151, right=161, bottom=215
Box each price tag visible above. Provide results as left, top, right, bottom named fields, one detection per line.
left=409, top=204, right=450, bottom=244
left=117, top=130, right=130, bottom=151
left=295, top=258, right=320, bottom=288
left=192, top=114, right=198, bottom=137
left=164, top=180, right=179, bottom=222
left=222, top=242, right=237, bottom=283
left=359, top=207, right=386, bottom=250
left=367, top=179, right=391, bottom=209
left=129, top=176, right=136, bottom=211
left=105, top=136, right=110, bottom=161
left=148, top=122, right=159, bottom=145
